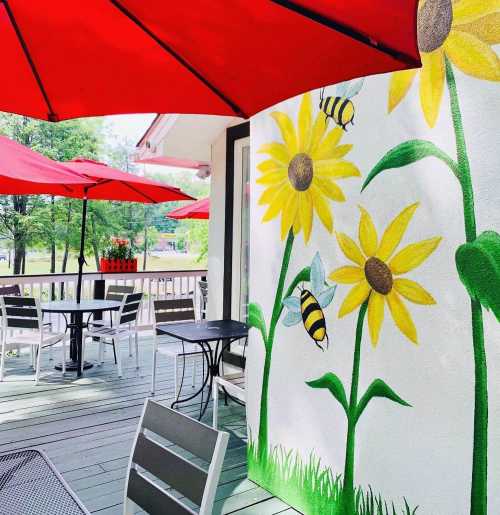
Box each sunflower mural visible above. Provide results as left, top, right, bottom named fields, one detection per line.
left=362, top=1, right=500, bottom=513
left=249, top=92, right=360, bottom=463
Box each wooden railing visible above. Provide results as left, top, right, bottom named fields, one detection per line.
left=0, top=270, right=208, bottom=329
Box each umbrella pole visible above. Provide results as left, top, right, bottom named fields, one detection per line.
left=76, top=196, right=88, bottom=304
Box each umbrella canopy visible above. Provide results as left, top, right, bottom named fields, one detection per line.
left=0, top=135, right=94, bottom=194
left=167, top=198, right=210, bottom=220
left=0, top=0, right=420, bottom=121
left=63, top=158, right=194, bottom=203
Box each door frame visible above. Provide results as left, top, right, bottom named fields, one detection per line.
left=223, top=121, right=250, bottom=320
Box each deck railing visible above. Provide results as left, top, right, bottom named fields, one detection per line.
left=0, top=269, right=208, bottom=329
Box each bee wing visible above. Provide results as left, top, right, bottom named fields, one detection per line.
left=310, top=252, right=325, bottom=298
left=336, top=80, right=350, bottom=98
left=318, top=285, right=337, bottom=309
left=282, top=296, right=301, bottom=313
left=345, top=78, right=364, bottom=99
left=283, top=310, right=303, bottom=327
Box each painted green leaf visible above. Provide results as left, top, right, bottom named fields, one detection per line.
left=248, top=302, right=268, bottom=342
left=361, top=140, right=458, bottom=191
left=355, top=378, right=411, bottom=423
left=455, top=230, right=500, bottom=322
left=283, top=266, right=311, bottom=301
left=306, top=372, right=348, bottom=416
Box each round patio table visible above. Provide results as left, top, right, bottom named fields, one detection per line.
left=41, top=300, right=121, bottom=377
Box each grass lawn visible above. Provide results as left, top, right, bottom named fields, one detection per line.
left=0, top=252, right=207, bottom=276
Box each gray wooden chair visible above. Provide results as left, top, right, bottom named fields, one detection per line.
left=151, top=298, right=203, bottom=396
left=124, top=399, right=229, bottom=515
left=0, top=296, right=67, bottom=384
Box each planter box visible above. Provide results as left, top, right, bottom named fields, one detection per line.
left=100, top=258, right=137, bottom=273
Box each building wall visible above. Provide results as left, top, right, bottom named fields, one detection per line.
left=246, top=14, right=500, bottom=514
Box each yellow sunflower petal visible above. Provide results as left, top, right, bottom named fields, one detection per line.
left=393, top=278, right=436, bottom=305
left=445, top=30, right=500, bottom=81
left=271, top=111, right=298, bottom=155
left=328, top=266, right=364, bottom=284
left=299, top=191, right=313, bottom=243
left=309, top=111, right=329, bottom=155
left=377, top=203, right=419, bottom=261
left=458, top=13, right=500, bottom=45
left=388, top=69, right=418, bottom=113
left=315, top=160, right=361, bottom=180
left=420, top=49, right=446, bottom=128
left=312, top=127, right=344, bottom=161
left=338, top=280, right=371, bottom=318
left=386, top=290, right=418, bottom=344
left=293, top=213, right=301, bottom=235
left=310, top=184, right=333, bottom=233
left=298, top=93, right=313, bottom=153
left=314, top=177, right=346, bottom=202
left=336, top=232, right=365, bottom=266
left=452, top=0, right=500, bottom=25
left=257, top=142, right=290, bottom=166
left=330, top=144, right=353, bottom=160
left=280, top=191, right=299, bottom=240
left=358, top=206, right=378, bottom=257
left=261, top=184, right=290, bottom=222
left=256, top=169, right=287, bottom=185
left=258, top=181, right=287, bottom=205
left=389, top=237, right=442, bottom=275
left=257, top=159, right=283, bottom=173
left=368, top=291, right=385, bottom=347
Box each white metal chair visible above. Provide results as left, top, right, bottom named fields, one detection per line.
left=198, top=280, right=208, bottom=319
left=151, top=298, right=203, bottom=396
left=83, top=292, right=143, bottom=377
left=0, top=296, right=67, bottom=385
left=124, top=399, right=229, bottom=515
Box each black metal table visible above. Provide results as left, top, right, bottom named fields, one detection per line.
left=156, top=319, right=248, bottom=419
left=41, top=300, right=121, bottom=377
left=0, top=449, right=90, bottom=514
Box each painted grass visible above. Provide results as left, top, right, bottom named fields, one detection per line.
left=247, top=440, right=418, bottom=515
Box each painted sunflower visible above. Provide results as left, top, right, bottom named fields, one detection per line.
left=257, top=93, right=360, bottom=243
left=388, top=0, right=500, bottom=127
left=329, top=203, right=442, bottom=346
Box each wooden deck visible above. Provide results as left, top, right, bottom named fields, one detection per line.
left=0, top=335, right=297, bottom=515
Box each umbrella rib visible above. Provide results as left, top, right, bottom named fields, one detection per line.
left=108, top=0, right=248, bottom=119
left=270, top=0, right=421, bottom=67
left=1, top=0, right=58, bottom=122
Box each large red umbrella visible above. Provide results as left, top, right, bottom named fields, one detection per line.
left=167, top=197, right=210, bottom=220
left=0, top=1, right=420, bottom=121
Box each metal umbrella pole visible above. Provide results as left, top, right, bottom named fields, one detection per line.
left=75, top=192, right=88, bottom=304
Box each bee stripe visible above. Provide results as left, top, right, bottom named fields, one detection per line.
left=338, top=98, right=351, bottom=125
left=323, top=97, right=332, bottom=115
left=309, top=319, right=326, bottom=342
left=302, top=301, right=319, bottom=321
left=330, top=97, right=341, bottom=117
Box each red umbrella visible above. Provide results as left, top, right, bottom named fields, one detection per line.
left=0, top=1, right=420, bottom=121
left=167, top=198, right=210, bottom=220
left=0, top=135, right=93, bottom=194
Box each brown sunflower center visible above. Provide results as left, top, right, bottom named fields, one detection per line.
left=417, top=0, right=453, bottom=52
left=288, top=153, right=313, bottom=192
left=364, top=257, right=393, bottom=295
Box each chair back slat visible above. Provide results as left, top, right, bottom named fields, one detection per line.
left=127, top=469, right=196, bottom=515
left=0, top=285, right=21, bottom=297
left=133, top=433, right=207, bottom=505
left=154, top=298, right=195, bottom=325
left=117, top=292, right=143, bottom=326
left=0, top=296, right=40, bottom=330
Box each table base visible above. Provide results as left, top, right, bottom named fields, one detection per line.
left=54, top=360, right=94, bottom=372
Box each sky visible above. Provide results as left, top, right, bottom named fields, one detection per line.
left=104, top=113, right=156, bottom=147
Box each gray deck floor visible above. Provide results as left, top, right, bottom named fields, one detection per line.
left=0, top=335, right=297, bottom=515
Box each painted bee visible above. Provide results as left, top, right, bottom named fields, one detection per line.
left=282, top=253, right=336, bottom=351
left=319, top=78, right=364, bottom=131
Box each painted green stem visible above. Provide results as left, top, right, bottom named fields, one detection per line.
left=258, top=230, right=295, bottom=459
left=342, top=300, right=368, bottom=515
left=445, top=56, right=487, bottom=515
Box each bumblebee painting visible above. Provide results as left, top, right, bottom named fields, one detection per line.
left=319, top=78, right=364, bottom=130
left=282, top=253, right=336, bottom=351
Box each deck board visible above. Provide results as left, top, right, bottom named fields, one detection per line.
left=0, top=335, right=292, bottom=514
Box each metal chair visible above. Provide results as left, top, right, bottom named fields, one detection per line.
left=198, top=280, right=208, bottom=319
left=124, top=399, right=229, bottom=515
left=151, top=298, right=203, bottom=396
left=0, top=296, right=67, bottom=384
left=83, top=292, right=143, bottom=377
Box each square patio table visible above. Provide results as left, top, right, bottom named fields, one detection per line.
left=156, top=319, right=248, bottom=419
left=0, top=449, right=90, bottom=515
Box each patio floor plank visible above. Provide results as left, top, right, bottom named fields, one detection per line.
left=0, top=335, right=291, bottom=514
